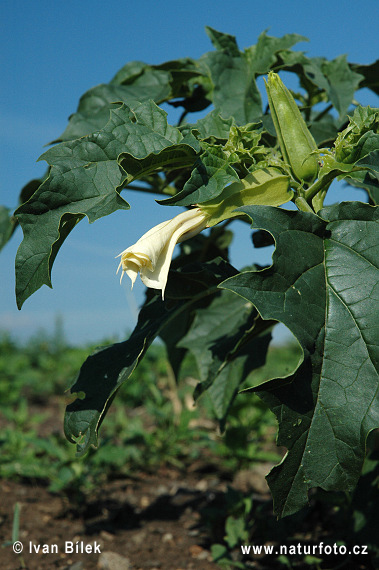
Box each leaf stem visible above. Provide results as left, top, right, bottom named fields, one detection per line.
left=302, top=161, right=371, bottom=206
left=303, top=170, right=339, bottom=203
left=124, top=184, right=158, bottom=193
left=312, top=181, right=332, bottom=212
left=313, top=103, right=333, bottom=123
left=123, top=183, right=175, bottom=196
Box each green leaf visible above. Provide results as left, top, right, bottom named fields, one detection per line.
left=321, top=107, right=379, bottom=202
left=179, top=291, right=255, bottom=382
left=65, top=258, right=236, bottom=455
left=284, top=53, right=364, bottom=119
left=161, top=255, right=238, bottom=376
left=350, top=59, right=379, bottom=96
left=200, top=49, right=262, bottom=124
left=154, top=57, right=206, bottom=99
left=356, top=150, right=379, bottom=177
left=334, top=106, right=379, bottom=164
left=346, top=150, right=379, bottom=204
left=58, top=57, right=209, bottom=142
left=199, top=31, right=308, bottom=126
left=278, top=52, right=329, bottom=89
left=18, top=175, right=48, bottom=206
left=158, top=146, right=239, bottom=207
left=221, top=202, right=379, bottom=517
left=179, top=290, right=272, bottom=424
left=0, top=174, right=49, bottom=252
left=0, top=206, right=16, bottom=252
left=15, top=101, right=200, bottom=308
left=344, top=170, right=379, bottom=205
left=278, top=52, right=367, bottom=122
left=165, top=257, right=238, bottom=300
left=306, top=108, right=379, bottom=205
left=205, top=26, right=240, bottom=56
left=224, top=515, right=249, bottom=547
left=322, top=55, right=365, bottom=118
left=246, top=31, right=308, bottom=75
left=199, top=39, right=262, bottom=124
left=198, top=331, right=272, bottom=427
left=65, top=295, right=172, bottom=455
left=110, top=60, right=151, bottom=85
left=309, top=114, right=339, bottom=147
left=191, top=110, right=235, bottom=141
left=56, top=71, right=173, bottom=142
left=161, top=256, right=238, bottom=377
left=211, top=544, right=246, bottom=569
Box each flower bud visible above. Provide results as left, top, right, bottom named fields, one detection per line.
left=265, top=72, right=319, bottom=184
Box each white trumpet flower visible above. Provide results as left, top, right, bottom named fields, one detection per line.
left=117, top=208, right=208, bottom=298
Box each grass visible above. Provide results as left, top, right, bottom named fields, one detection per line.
left=0, top=327, right=300, bottom=496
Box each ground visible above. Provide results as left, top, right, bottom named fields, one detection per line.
left=2, top=459, right=375, bottom=570
left=1, top=464, right=246, bottom=570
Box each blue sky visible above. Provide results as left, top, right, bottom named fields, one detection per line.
left=1, top=0, right=377, bottom=345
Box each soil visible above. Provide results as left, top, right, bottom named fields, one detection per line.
left=1, top=407, right=377, bottom=570
left=0, top=398, right=276, bottom=569
left=0, top=464, right=245, bottom=570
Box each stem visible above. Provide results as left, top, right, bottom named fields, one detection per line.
left=312, top=181, right=332, bottom=212
left=124, top=184, right=160, bottom=193
left=178, top=109, right=188, bottom=125
left=290, top=178, right=302, bottom=192
left=124, top=183, right=176, bottom=196
left=295, top=196, right=314, bottom=213
left=313, top=103, right=333, bottom=123
left=303, top=170, right=339, bottom=203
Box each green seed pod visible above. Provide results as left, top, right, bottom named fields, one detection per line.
left=265, top=72, right=319, bottom=184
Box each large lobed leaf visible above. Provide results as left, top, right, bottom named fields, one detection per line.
left=57, top=68, right=172, bottom=142
left=14, top=101, right=200, bottom=309
left=59, top=58, right=208, bottom=142
left=200, top=29, right=307, bottom=125
left=178, top=290, right=273, bottom=426
left=65, top=258, right=237, bottom=455
left=222, top=202, right=379, bottom=517
left=65, top=294, right=177, bottom=455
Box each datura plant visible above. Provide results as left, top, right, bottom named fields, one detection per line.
left=4, top=28, right=379, bottom=523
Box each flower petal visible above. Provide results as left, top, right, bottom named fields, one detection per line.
left=117, top=208, right=208, bottom=297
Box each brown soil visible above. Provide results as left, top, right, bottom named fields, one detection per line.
left=0, top=465, right=237, bottom=570
left=1, top=407, right=377, bottom=569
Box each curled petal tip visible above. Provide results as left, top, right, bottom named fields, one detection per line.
left=116, top=208, right=208, bottom=296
